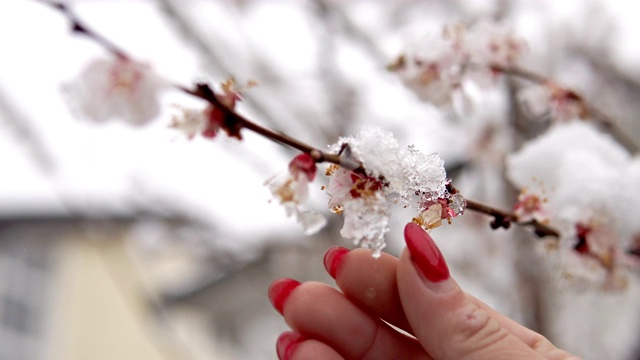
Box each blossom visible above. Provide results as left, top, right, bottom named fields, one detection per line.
left=507, top=121, right=639, bottom=289
left=170, top=105, right=208, bottom=139
left=389, top=24, right=466, bottom=107
left=390, top=20, right=526, bottom=107
left=170, top=78, right=256, bottom=140
left=464, top=20, right=526, bottom=68
left=62, top=56, right=166, bottom=125
left=267, top=154, right=326, bottom=235
left=414, top=194, right=466, bottom=230
left=202, top=78, right=250, bottom=139
left=513, top=190, right=549, bottom=224
left=326, top=126, right=450, bottom=255
left=561, top=222, right=629, bottom=290
left=517, top=83, right=586, bottom=122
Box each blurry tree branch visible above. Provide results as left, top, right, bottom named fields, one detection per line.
left=493, top=64, right=640, bottom=153
left=0, top=86, right=55, bottom=173
left=40, top=0, right=564, bottom=239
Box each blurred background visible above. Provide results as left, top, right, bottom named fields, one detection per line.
left=1, top=0, right=640, bottom=359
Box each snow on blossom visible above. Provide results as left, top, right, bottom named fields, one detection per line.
left=506, top=121, right=638, bottom=289
left=62, top=56, right=166, bottom=125
left=390, top=20, right=526, bottom=107
left=329, top=126, right=448, bottom=203
left=326, top=126, right=451, bottom=255
left=562, top=222, right=629, bottom=290
left=339, top=193, right=390, bottom=258
left=267, top=154, right=326, bottom=235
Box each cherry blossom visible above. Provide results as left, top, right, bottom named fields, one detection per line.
left=513, top=190, right=549, bottom=224
left=170, top=78, right=256, bottom=140
left=414, top=193, right=466, bottom=230
left=517, top=83, right=585, bottom=122
left=202, top=78, right=252, bottom=139
left=267, top=154, right=326, bottom=235
left=326, top=126, right=451, bottom=256
left=170, top=105, right=209, bottom=139
left=507, top=121, right=639, bottom=289
left=62, top=56, right=166, bottom=125
left=390, top=20, right=526, bottom=107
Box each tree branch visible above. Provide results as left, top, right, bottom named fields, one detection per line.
left=40, top=0, right=563, bottom=239
left=492, top=64, right=640, bottom=154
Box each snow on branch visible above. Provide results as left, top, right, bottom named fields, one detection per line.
left=34, top=1, right=640, bottom=287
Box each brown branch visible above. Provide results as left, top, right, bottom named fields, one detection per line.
left=41, top=1, right=563, bottom=239
left=465, top=200, right=560, bottom=238
left=36, top=0, right=128, bottom=59
left=492, top=64, right=640, bottom=154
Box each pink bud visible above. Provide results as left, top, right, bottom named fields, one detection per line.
left=289, top=154, right=317, bottom=181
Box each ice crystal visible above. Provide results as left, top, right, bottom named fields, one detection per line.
left=339, top=194, right=390, bottom=258
left=400, top=145, right=448, bottom=205
left=330, top=126, right=404, bottom=190
left=449, top=193, right=467, bottom=216
left=327, top=126, right=449, bottom=255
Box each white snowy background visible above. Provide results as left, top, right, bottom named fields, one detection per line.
left=2, top=0, right=640, bottom=359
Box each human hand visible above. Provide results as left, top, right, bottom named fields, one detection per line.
left=268, top=223, right=580, bottom=359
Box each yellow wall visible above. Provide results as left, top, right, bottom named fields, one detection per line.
left=46, top=232, right=182, bottom=360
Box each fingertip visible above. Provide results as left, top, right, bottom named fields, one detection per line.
left=276, top=332, right=345, bottom=360
left=268, top=278, right=301, bottom=315
left=276, top=331, right=305, bottom=360
left=323, top=246, right=350, bottom=278
left=403, top=223, right=452, bottom=288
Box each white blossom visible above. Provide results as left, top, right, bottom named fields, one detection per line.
left=327, top=126, right=450, bottom=254
left=62, top=56, right=166, bottom=125
left=392, top=20, right=526, bottom=107
left=517, top=84, right=585, bottom=122
left=507, top=121, right=639, bottom=288
left=170, top=106, right=209, bottom=139
left=267, top=154, right=326, bottom=235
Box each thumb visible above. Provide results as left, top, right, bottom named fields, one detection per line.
left=397, top=223, right=543, bottom=360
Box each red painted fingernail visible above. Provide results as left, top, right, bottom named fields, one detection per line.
left=276, top=331, right=305, bottom=360
left=404, top=222, right=450, bottom=283
left=268, top=278, right=301, bottom=315
left=323, top=246, right=350, bottom=278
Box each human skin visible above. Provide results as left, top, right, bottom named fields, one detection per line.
left=268, top=223, right=580, bottom=360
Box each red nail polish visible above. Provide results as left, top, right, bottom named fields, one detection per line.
left=404, top=222, right=450, bottom=282
left=268, top=278, right=301, bottom=315
left=276, top=331, right=305, bottom=360
left=323, top=246, right=350, bottom=278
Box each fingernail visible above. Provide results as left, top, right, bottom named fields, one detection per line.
left=404, top=223, right=450, bottom=284
left=276, top=331, right=305, bottom=360
left=323, top=246, right=350, bottom=278
left=268, top=278, right=301, bottom=315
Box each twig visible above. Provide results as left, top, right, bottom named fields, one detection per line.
left=492, top=64, right=640, bottom=154
left=36, top=0, right=128, bottom=59
left=465, top=200, right=560, bottom=238
left=39, top=0, right=563, bottom=238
